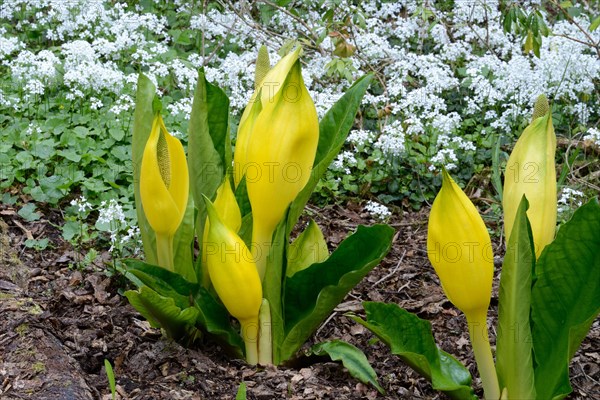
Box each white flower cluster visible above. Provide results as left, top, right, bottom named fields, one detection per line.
left=332, top=151, right=357, bottom=174
left=0, top=0, right=598, bottom=201
left=70, top=195, right=93, bottom=214
left=364, top=200, right=391, bottom=221
left=347, top=129, right=376, bottom=151
left=583, top=127, right=600, bottom=146
left=558, top=187, right=585, bottom=214
left=97, top=199, right=126, bottom=228
left=375, top=121, right=405, bottom=158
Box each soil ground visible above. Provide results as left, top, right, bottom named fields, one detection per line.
left=0, top=201, right=598, bottom=399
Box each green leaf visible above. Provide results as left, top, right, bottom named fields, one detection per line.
left=132, top=74, right=158, bottom=265
left=281, top=225, right=393, bottom=362
left=287, top=74, right=373, bottom=234
left=188, top=69, right=230, bottom=275
left=286, top=219, right=329, bottom=278
left=104, top=359, right=116, bottom=400
left=18, top=203, right=41, bottom=222
left=502, top=7, right=515, bottom=33
left=531, top=198, right=600, bottom=400
left=309, top=340, right=384, bottom=394
left=124, top=259, right=197, bottom=309
left=125, top=286, right=201, bottom=343
left=496, top=196, right=536, bottom=399
left=234, top=175, right=252, bottom=217
left=235, top=382, right=247, bottom=400
left=351, top=302, right=476, bottom=400
left=124, top=261, right=243, bottom=354
left=262, top=217, right=288, bottom=364
left=194, top=286, right=244, bottom=357
left=491, top=135, right=504, bottom=199
left=590, top=15, right=600, bottom=32
left=173, top=196, right=196, bottom=283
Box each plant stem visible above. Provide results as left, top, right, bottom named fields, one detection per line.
left=467, top=309, right=500, bottom=400
left=240, top=318, right=259, bottom=365
left=251, top=224, right=272, bottom=281
left=156, top=233, right=174, bottom=271
left=258, top=299, right=272, bottom=365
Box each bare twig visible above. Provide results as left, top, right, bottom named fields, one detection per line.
left=549, top=0, right=600, bottom=58
left=372, top=250, right=407, bottom=288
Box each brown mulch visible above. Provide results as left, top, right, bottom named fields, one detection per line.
left=0, top=201, right=598, bottom=400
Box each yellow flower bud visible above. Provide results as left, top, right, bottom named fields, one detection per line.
left=204, top=196, right=262, bottom=364
left=503, top=95, right=556, bottom=258
left=203, top=196, right=262, bottom=325
left=427, top=169, right=494, bottom=316
left=201, top=177, right=242, bottom=288
left=233, top=47, right=302, bottom=187
left=234, top=47, right=319, bottom=279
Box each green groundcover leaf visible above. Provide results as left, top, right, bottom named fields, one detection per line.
left=351, top=302, right=476, bottom=400
left=281, top=224, right=393, bottom=362
left=496, top=196, right=536, bottom=399
left=531, top=198, right=600, bottom=400
left=125, top=286, right=200, bottom=343
left=309, top=340, right=384, bottom=394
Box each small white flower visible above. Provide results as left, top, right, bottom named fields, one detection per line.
left=364, top=200, right=391, bottom=221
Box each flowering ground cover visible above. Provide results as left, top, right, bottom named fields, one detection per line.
left=0, top=1, right=599, bottom=399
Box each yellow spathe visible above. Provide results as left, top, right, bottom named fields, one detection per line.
left=233, top=47, right=319, bottom=280
left=204, top=196, right=262, bottom=325
left=201, top=177, right=242, bottom=288
left=503, top=95, right=556, bottom=258
left=427, top=169, right=494, bottom=316
left=140, top=115, right=189, bottom=237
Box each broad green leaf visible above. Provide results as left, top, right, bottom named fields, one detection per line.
left=286, top=219, right=329, bottom=278
left=235, top=382, right=247, bottom=400
left=124, top=259, right=197, bottom=309
left=531, top=198, right=600, bottom=400
left=194, top=286, right=244, bottom=357
left=281, top=225, right=393, bottom=362
left=262, top=217, right=288, bottom=364
left=124, top=260, right=242, bottom=354
left=309, top=340, right=384, bottom=394
left=351, top=302, right=476, bottom=400
left=188, top=69, right=230, bottom=276
left=132, top=74, right=158, bottom=265
left=125, top=286, right=200, bottom=343
left=496, top=196, right=536, bottom=399
left=287, top=74, right=373, bottom=234
left=173, top=193, right=196, bottom=283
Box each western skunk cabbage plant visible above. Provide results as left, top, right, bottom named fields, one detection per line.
left=503, top=94, right=557, bottom=258
left=427, top=169, right=499, bottom=400
left=124, top=46, right=393, bottom=366
left=351, top=98, right=599, bottom=399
